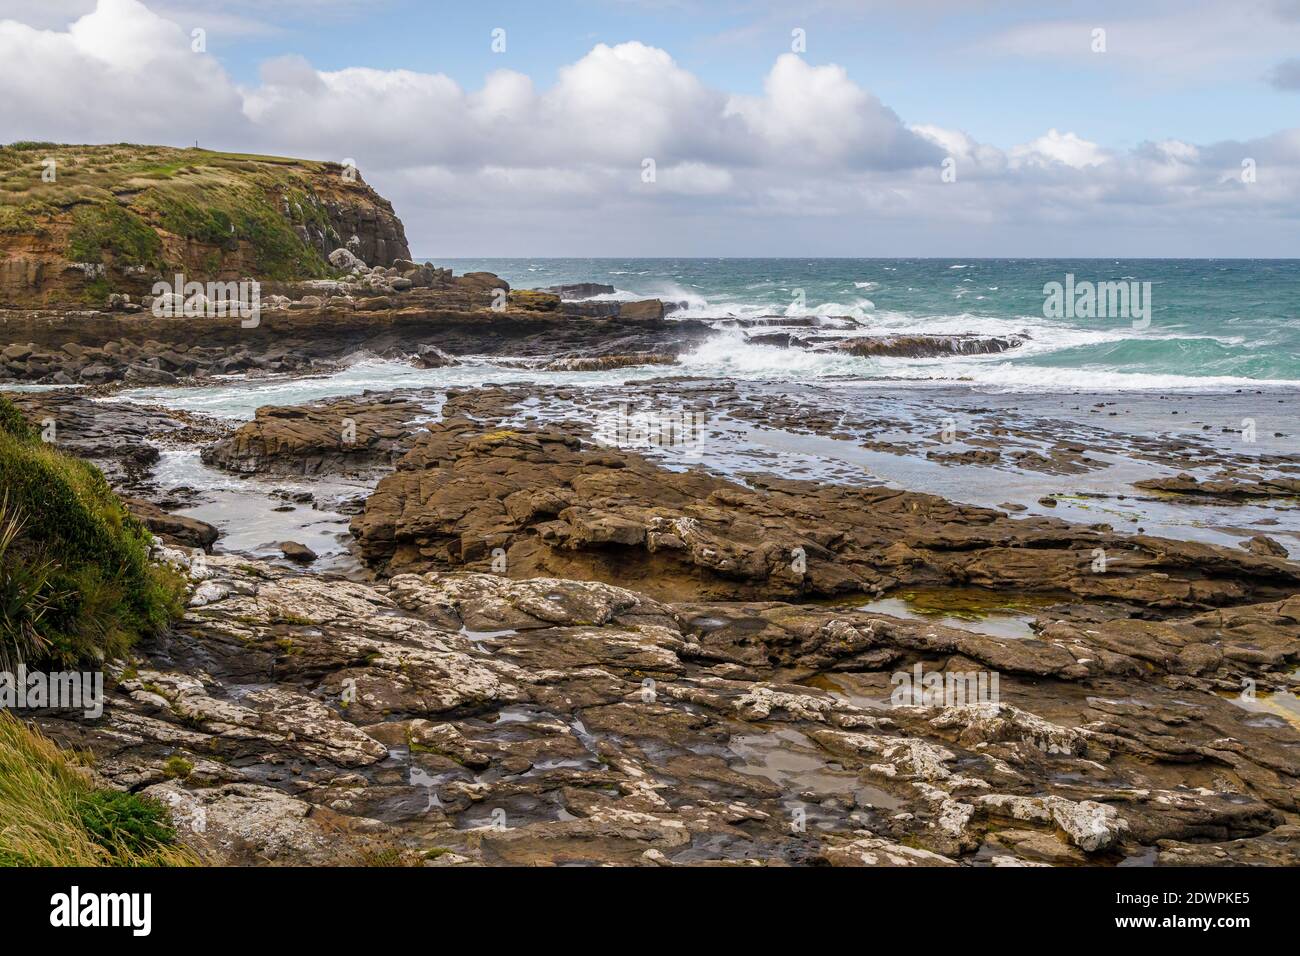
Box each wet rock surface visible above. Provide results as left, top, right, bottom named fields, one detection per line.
left=352, top=394, right=1300, bottom=609
left=832, top=333, right=1025, bottom=359
left=1135, top=472, right=1300, bottom=500
left=0, top=263, right=697, bottom=387
left=34, top=550, right=1299, bottom=867
left=201, top=393, right=438, bottom=477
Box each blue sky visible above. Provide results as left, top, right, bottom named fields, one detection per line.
left=187, top=0, right=1300, bottom=149
left=2, top=0, right=1299, bottom=256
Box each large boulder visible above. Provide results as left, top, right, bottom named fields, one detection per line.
left=328, top=247, right=368, bottom=273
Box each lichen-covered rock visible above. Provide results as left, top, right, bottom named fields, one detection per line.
left=29, top=538, right=1300, bottom=866
left=144, top=781, right=393, bottom=865
left=823, top=835, right=959, bottom=867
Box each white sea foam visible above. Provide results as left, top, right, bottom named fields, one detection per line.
left=671, top=327, right=1298, bottom=391
left=109, top=304, right=1296, bottom=415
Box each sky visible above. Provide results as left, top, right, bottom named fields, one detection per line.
left=1, top=0, right=1298, bottom=257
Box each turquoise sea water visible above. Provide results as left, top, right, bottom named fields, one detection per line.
left=436, top=258, right=1300, bottom=389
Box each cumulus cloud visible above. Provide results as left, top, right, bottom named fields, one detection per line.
left=910, top=124, right=1007, bottom=178
left=0, top=0, right=247, bottom=143
left=725, top=54, right=940, bottom=169
left=245, top=42, right=740, bottom=171
left=1010, top=129, right=1108, bottom=169
left=2, top=0, right=1299, bottom=255
left=543, top=42, right=734, bottom=164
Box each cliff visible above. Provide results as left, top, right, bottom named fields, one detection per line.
left=0, top=143, right=409, bottom=307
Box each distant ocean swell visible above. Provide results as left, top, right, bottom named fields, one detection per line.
left=436, top=258, right=1300, bottom=390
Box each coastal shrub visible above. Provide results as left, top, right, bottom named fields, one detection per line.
left=0, top=711, right=193, bottom=866
left=234, top=197, right=331, bottom=279
left=76, top=788, right=177, bottom=856
left=66, top=201, right=162, bottom=267
left=0, top=396, right=184, bottom=667
left=0, top=205, right=35, bottom=234
left=162, top=754, right=193, bottom=779
left=80, top=275, right=113, bottom=305
left=0, top=502, right=64, bottom=671
left=2, top=141, right=58, bottom=152
left=140, top=180, right=331, bottom=280
left=0, top=397, right=32, bottom=440
left=145, top=190, right=239, bottom=249
left=9, top=145, right=344, bottom=287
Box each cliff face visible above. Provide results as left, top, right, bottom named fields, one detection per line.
left=0, top=143, right=409, bottom=307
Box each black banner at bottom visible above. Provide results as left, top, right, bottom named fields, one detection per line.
left=0, top=864, right=1281, bottom=942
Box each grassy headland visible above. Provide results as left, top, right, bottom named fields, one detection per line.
left=0, top=143, right=408, bottom=305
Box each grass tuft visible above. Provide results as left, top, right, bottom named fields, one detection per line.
left=0, top=395, right=185, bottom=668
left=0, top=712, right=195, bottom=866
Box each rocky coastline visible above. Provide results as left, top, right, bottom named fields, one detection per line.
left=7, top=302, right=1298, bottom=867
left=2, top=153, right=1296, bottom=868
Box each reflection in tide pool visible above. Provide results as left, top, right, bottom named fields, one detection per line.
left=856, top=589, right=1050, bottom=640
left=153, top=448, right=370, bottom=574
left=1221, top=684, right=1300, bottom=733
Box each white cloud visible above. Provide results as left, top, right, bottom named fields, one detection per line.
left=0, top=0, right=246, bottom=143
left=657, top=161, right=734, bottom=194
left=543, top=42, right=731, bottom=164
left=910, top=123, right=1007, bottom=177
left=471, top=70, right=535, bottom=121
left=725, top=54, right=938, bottom=168
left=68, top=0, right=180, bottom=69
left=1010, top=128, right=1109, bottom=169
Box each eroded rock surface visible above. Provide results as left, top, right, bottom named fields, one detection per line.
left=352, top=410, right=1300, bottom=608
left=35, top=552, right=1299, bottom=867
left=201, top=393, right=436, bottom=476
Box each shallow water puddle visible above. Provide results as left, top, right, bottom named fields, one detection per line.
left=729, top=726, right=903, bottom=811
left=458, top=627, right=517, bottom=647
left=152, top=448, right=369, bottom=572
left=855, top=587, right=1051, bottom=639
left=800, top=672, right=893, bottom=710
left=1219, top=687, right=1300, bottom=732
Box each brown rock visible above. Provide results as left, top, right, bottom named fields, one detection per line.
left=617, top=299, right=666, bottom=321
left=124, top=497, right=219, bottom=551
left=278, top=541, right=318, bottom=563
left=1244, top=534, right=1289, bottom=558
left=351, top=403, right=1300, bottom=607
left=201, top=395, right=429, bottom=476
left=834, top=334, right=1025, bottom=359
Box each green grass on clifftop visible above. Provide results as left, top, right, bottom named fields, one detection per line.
left=0, top=395, right=184, bottom=669
left=0, top=143, right=343, bottom=281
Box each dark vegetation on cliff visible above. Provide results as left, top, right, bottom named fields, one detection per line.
left=0, top=394, right=184, bottom=668
left=0, top=142, right=410, bottom=305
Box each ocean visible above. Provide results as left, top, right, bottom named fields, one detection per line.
left=432, top=257, right=1300, bottom=391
